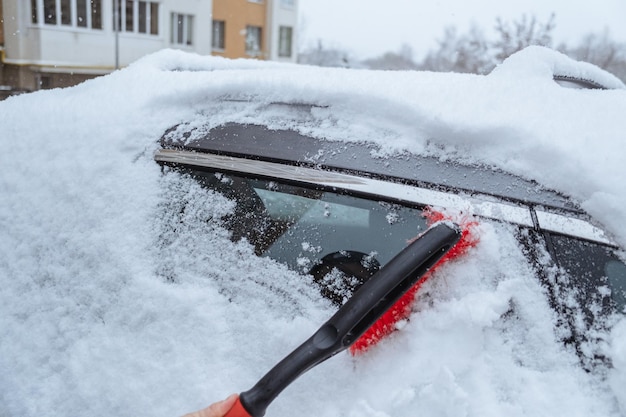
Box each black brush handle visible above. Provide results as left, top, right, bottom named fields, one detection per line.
left=234, top=222, right=461, bottom=417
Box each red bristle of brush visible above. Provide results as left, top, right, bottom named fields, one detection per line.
left=349, top=209, right=479, bottom=355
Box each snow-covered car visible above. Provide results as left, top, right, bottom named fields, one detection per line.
left=153, top=46, right=626, bottom=414
left=156, top=117, right=625, bottom=356
left=1, top=46, right=626, bottom=417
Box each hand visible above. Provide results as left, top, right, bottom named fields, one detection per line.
left=182, top=394, right=239, bottom=417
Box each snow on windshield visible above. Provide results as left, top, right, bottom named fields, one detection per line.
left=1, top=46, right=625, bottom=417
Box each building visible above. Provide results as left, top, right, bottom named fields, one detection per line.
left=211, top=0, right=298, bottom=61
left=0, top=0, right=298, bottom=96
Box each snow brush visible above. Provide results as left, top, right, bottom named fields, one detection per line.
left=349, top=209, right=479, bottom=354
left=224, top=221, right=463, bottom=417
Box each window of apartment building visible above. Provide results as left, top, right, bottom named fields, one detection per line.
left=113, top=0, right=159, bottom=35
left=37, top=75, right=52, bottom=89
left=31, top=0, right=39, bottom=23
left=77, top=0, right=88, bottom=27
left=278, top=26, right=293, bottom=57
left=212, top=20, right=225, bottom=50
left=125, top=0, right=133, bottom=31
left=280, top=0, right=296, bottom=8
left=43, top=0, right=56, bottom=24
left=245, top=25, right=262, bottom=56
left=32, top=0, right=102, bottom=29
left=171, top=13, right=194, bottom=46
left=60, top=0, right=71, bottom=25
left=92, top=0, right=103, bottom=29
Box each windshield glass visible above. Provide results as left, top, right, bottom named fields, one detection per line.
left=188, top=169, right=429, bottom=275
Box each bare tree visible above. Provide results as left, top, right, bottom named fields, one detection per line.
left=297, top=14, right=626, bottom=83
left=491, top=13, right=556, bottom=62
left=362, top=43, right=419, bottom=70
left=420, top=14, right=626, bottom=82
left=298, top=39, right=355, bottom=68
left=418, top=14, right=556, bottom=73
left=419, top=24, right=491, bottom=73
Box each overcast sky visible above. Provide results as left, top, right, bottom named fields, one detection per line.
left=297, top=0, right=626, bottom=60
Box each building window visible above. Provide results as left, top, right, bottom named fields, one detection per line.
left=278, top=26, right=293, bottom=57
left=245, top=25, right=262, bottom=56
left=91, top=0, right=102, bottom=29
left=212, top=20, right=225, bottom=50
left=171, top=13, right=194, bottom=46
left=33, top=0, right=102, bottom=29
left=125, top=0, right=134, bottom=31
left=77, top=0, right=87, bottom=27
left=150, top=2, right=158, bottom=35
left=60, top=0, right=72, bottom=25
left=138, top=1, right=147, bottom=33
left=280, top=0, right=295, bottom=8
left=38, top=75, right=52, bottom=89
left=113, top=0, right=158, bottom=35
left=43, top=0, right=56, bottom=24
left=31, top=0, right=39, bottom=23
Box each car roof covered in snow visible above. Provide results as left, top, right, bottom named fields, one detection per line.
left=155, top=45, right=625, bottom=245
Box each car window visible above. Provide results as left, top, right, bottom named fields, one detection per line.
left=186, top=168, right=429, bottom=280
left=550, top=234, right=626, bottom=315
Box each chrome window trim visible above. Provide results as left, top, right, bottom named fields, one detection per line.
left=535, top=211, right=611, bottom=245
left=155, top=149, right=613, bottom=245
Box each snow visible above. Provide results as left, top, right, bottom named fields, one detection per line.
left=1, top=46, right=625, bottom=416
